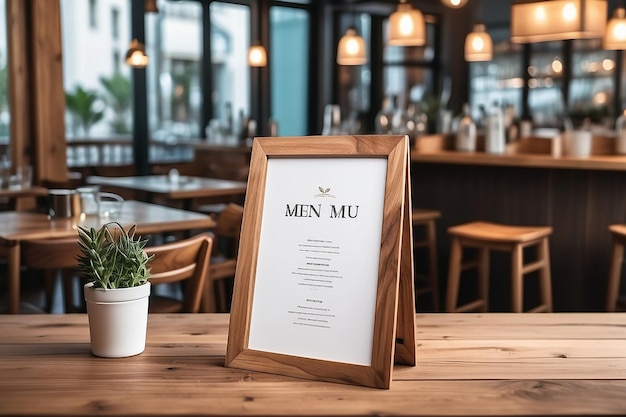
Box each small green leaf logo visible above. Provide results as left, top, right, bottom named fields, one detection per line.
left=315, top=186, right=335, bottom=198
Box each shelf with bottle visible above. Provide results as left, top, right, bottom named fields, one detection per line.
left=374, top=94, right=429, bottom=147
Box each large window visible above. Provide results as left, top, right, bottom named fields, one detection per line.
left=0, top=0, right=9, bottom=155
left=382, top=18, right=437, bottom=105
left=336, top=13, right=371, bottom=134
left=380, top=16, right=438, bottom=134
left=569, top=38, right=615, bottom=127
left=60, top=0, right=313, bottom=169
left=146, top=1, right=203, bottom=140
left=61, top=0, right=132, bottom=140
left=469, top=27, right=523, bottom=122
left=270, top=6, right=309, bottom=136
left=209, top=2, right=250, bottom=140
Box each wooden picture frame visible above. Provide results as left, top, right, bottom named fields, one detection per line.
left=225, top=135, right=415, bottom=389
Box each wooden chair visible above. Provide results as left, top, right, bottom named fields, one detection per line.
left=445, top=221, right=553, bottom=313
left=202, top=203, right=244, bottom=313
left=412, top=208, right=441, bottom=311
left=20, top=237, right=82, bottom=313
left=607, top=224, right=626, bottom=311
left=147, top=233, right=213, bottom=314
left=21, top=233, right=214, bottom=314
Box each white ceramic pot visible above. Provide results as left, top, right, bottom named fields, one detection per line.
left=84, top=282, right=151, bottom=358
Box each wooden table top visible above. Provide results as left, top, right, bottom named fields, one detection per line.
left=0, top=200, right=216, bottom=242
left=0, top=185, right=48, bottom=198
left=1, top=313, right=625, bottom=416
left=87, top=175, right=248, bottom=199
left=0, top=201, right=216, bottom=314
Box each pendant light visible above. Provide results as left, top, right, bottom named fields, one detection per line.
left=604, top=7, right=626, bottom=50
left=337, top=27, right=367, bottom=65
left=511, top=0, right=608, bottom=43
left=441, top=0, right=469, bottom=8
left=464, top=23, right=493, bottom=62
left=125, top=39, right=149, bottom=68
left=248, top=42, right=267, bottom=67
left=388, top=0, right=426, bottom=46
left=144, top=0, right=159, bottom=13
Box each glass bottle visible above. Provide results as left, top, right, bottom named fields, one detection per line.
left=375, top=96, right=394, bottom=134
left=0, top=154, right=10, bottom=189
left=224, top=102, right=233, bottom=136
left=616, top=109, right=626, bottom=154
left=485, top=101, right=505, bottom=154
left=414, top=103, right=428, bottom=138
left=391, top=94, right=408, bottom=136
left=456, top=103, right=476, bottom=152
left=322, top=104, right=341, bottom=135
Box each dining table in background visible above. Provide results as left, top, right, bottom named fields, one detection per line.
left=0, top=200, right=216, bottom=314
left=1, top=312, right=625, bottom=416
left=86, top=174, right=248, bottom=210
left=0, top=185, right=49, bottom=210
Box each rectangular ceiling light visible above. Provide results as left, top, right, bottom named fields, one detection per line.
left=511, top=0, right=607, bottom=43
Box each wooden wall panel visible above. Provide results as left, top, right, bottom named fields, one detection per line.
left=30, top=0, right=67, bottom=183
left=7, top=0, right=31, bottom=171
left=7, top=0, right=67, bottom=185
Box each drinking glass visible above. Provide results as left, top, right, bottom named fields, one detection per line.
left=99, top=192, right=124, bottom=220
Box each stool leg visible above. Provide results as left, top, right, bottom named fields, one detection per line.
left=511, top=244, right=524, bottom=313
left=426, top=220, right=440, bottom=312
left=477, top=247, right=489, bottom=312
left=607, top=238, right=623, bottom=312
left=446, top=237, right=462, bottom=312
left=538, top=238, right=553, bottom=313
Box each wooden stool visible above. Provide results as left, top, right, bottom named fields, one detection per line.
left=446, top=221, right=553, bottom=313
left=412, top=209, right=441, bottom=311
left=607, top=224, right=626, bottom=311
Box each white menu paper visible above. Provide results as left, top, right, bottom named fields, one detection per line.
left=248, top=157, right=388, bottom=366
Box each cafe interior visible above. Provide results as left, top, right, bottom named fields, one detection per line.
left=3, top=1, right=626, bottom=415
left=1, top=0, right=626, bottom=316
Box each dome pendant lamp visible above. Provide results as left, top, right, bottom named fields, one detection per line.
left=248, top=43, right=268, bottom=67
left=441, top=0, right=469, bottom=8
left=604, top=6, right=626, bottom=50
left=388, top=0, right=426, bottom=46
left=464, top=23, right=493, bottom=62
left=125, top=39, right=149, bottom=68
left=337, top=27, right=367, bottom=65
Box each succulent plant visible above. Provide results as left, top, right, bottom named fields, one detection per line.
left=77, top=222, right=153, bottom=289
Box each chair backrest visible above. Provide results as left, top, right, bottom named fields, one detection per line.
left=205, top=203, right=243, bottom=313
left=20, top=237, right=82, bottom=313
left=21, top=237, right=81, bottom=270
left=146, top=232, right=213, bottom=313
left=213, top=203, right=244, bottom=257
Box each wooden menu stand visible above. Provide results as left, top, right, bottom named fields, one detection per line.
left=225, top=135, right=416, bottom=389
left=393, top=156, right=417, bottom=366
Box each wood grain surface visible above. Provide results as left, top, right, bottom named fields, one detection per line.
left=1, top=313, right=625, bottom=416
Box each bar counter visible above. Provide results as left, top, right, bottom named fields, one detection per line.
left=1, top=313, right=625, bottom=416
left=412, top=147, right=626, bottom=170
left=411, top=134, right=626, bottom=311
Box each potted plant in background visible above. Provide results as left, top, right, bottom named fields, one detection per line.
left=77, top=222, right=152, bottom=358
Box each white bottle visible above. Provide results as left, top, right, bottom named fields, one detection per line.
left=616, top=110, right=626, bottom=154
left=456, top=104, right=476, bottom=152
left=486, top=102, right=505, bottom=154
